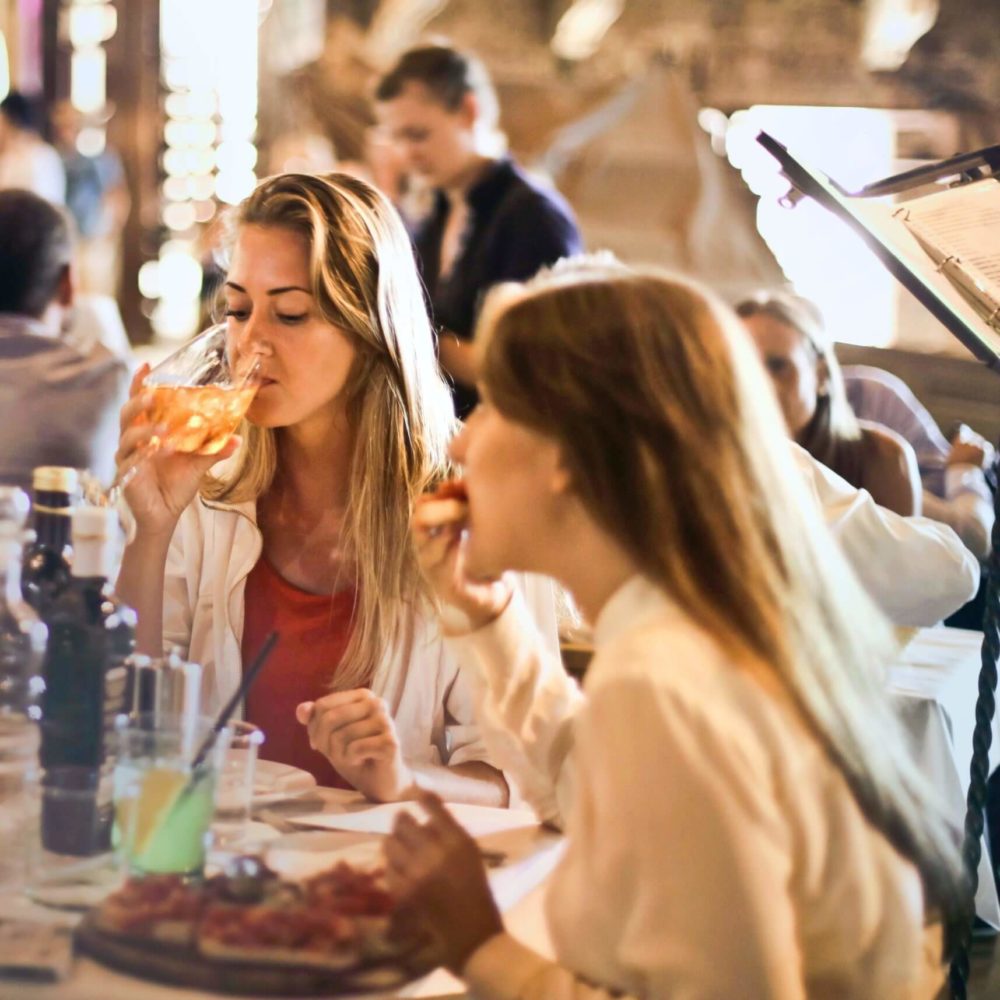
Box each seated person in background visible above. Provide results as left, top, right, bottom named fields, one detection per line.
left=738, top=291, right=921, bottom=516
left=0, top=189, right=127, bottom=489
left=844, top=364, right=994, bottom=560
left=793, top=442, right=979, bottom=626
left=0, top=92, right=65, bottom=204
left=399, top=261, right=960, bottom=998
left=116, top=171, right=558, bottom=803
left=67, top=292, right=133, bottom=364
left=374, top=42, right=582, bottom=419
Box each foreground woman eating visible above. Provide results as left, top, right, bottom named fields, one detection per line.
left=393, top=262, right=962, bottom=997
left=116, top=172, right=557, bottom=802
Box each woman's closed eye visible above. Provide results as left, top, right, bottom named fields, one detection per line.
left=224, top=309, right=308, bottom=325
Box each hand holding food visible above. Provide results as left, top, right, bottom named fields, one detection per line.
left=412, top=479, right=511, bottom=634
left=383, top=790, right=503, bottom=974
left=295, top=690, right=414, bottom=803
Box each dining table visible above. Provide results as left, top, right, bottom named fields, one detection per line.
left=887, top=625, right=1000, bottom=928
left=0, top=789, right=565, bottom=1000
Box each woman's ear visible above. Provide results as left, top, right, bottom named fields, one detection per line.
left=816, top=356, right=831, bottom=397
left=550, top=444, right=574, bottom=496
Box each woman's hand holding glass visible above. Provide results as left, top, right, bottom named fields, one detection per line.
left=116, top=364, right=241, bottom=536
left=384, top=790, right=503, bottom=974
left=295, top=690, right=413, bottom=803
left=411, top=491, right=511, bottom=634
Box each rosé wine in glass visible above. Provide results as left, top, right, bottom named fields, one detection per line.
left=142, top=322, right=261, bottom=456
left=145, top=383, right=257, bottom=456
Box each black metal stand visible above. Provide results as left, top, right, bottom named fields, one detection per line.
left=948, top=466, right=1000, bottom=999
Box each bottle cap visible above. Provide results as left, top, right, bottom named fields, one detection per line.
left=32, top=467, right=80, bottom=494
left=0, top=486, right=30, bottom=532
left=71, top=506, right=117, bottom=541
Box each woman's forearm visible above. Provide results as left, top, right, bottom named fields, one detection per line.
left=116, top=530, right=173, bottom=655
left=410, top=761, right=510, bottom=807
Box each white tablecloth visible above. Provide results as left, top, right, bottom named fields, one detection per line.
left=6, top=627, right=997, bottom=993
left=888, top=626, right=1000, bottom=927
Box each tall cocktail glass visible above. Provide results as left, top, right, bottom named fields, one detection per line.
left=113, top=714, right=231, bottom=876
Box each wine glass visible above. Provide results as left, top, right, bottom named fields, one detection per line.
left=105, top=324, right=261, bottom=503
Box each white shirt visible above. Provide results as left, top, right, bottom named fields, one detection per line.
left=452, top=578, right=942, bottom=1000
left=792, top=445, right=979, bottom=626
left=160, top=495, right=560, bottom=769
left=0, top=138, right=66, bottom=204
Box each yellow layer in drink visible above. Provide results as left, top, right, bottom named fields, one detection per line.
left=115, top=765, right=215, bottom=875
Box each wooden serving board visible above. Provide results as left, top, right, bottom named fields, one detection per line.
left=75, top=912, right=429, bottom=997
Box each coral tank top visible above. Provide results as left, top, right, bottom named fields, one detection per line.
left=241, top=555, right=357, bottom=788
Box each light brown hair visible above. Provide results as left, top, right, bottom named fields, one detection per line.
left=479, top=260, right=963, bottom=945
left=735, top=291, right=861, bottom=466
left=205, top=172, right=455, bottom=689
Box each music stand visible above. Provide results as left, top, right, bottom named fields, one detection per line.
left=755, top=131, right=1000, bottom=1000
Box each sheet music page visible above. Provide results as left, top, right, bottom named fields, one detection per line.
left=897, top=180, right=1000, bottom=321
left=848, top=195, right=1000, bottom=360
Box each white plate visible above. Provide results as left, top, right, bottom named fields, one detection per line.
left=265, top=832, right=384, bottom=880
left=252, top=760, right=317, bottom=804
left=283, top=801, right=539, bottom=837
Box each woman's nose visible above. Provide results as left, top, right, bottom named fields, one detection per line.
left=448, top=423, right=468, bottom=464
left=236, top=314, right=271, bottom=357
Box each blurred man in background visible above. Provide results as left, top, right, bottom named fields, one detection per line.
left=375, top=43, right=582, bottom=419
left=0, top=189, right=127, bottom=488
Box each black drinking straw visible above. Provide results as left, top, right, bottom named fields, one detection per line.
left=189, top=630, right=279, bottom=773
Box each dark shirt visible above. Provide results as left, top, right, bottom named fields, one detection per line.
left=412, top=157, right=582, bottom=418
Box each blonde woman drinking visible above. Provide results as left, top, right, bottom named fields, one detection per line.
left=116, top=172, right=557, bottom=802
left=395, top=261, right=962, bottom=997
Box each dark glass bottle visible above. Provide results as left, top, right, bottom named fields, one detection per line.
left=40, top=506, right=136, bottom=855
left=22, top=466, right=78, bottom=616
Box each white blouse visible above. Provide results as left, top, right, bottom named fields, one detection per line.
left=451, top=577, right=942, bottom=999
left=792, top=444, right=978, bottom=626
left=159, top=494, right=560, bottom=770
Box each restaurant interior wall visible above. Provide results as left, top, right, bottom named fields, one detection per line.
left=249, top=0, right=997, bottom=434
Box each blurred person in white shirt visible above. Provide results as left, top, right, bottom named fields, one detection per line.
left=0, top=92, right=65, bottom=205
left=394, top=260, right=962, bottom=999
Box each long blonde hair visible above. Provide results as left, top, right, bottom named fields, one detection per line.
left=204, top=172, right=455, bottom=688
left=479, top=261, right=964, bottom=944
